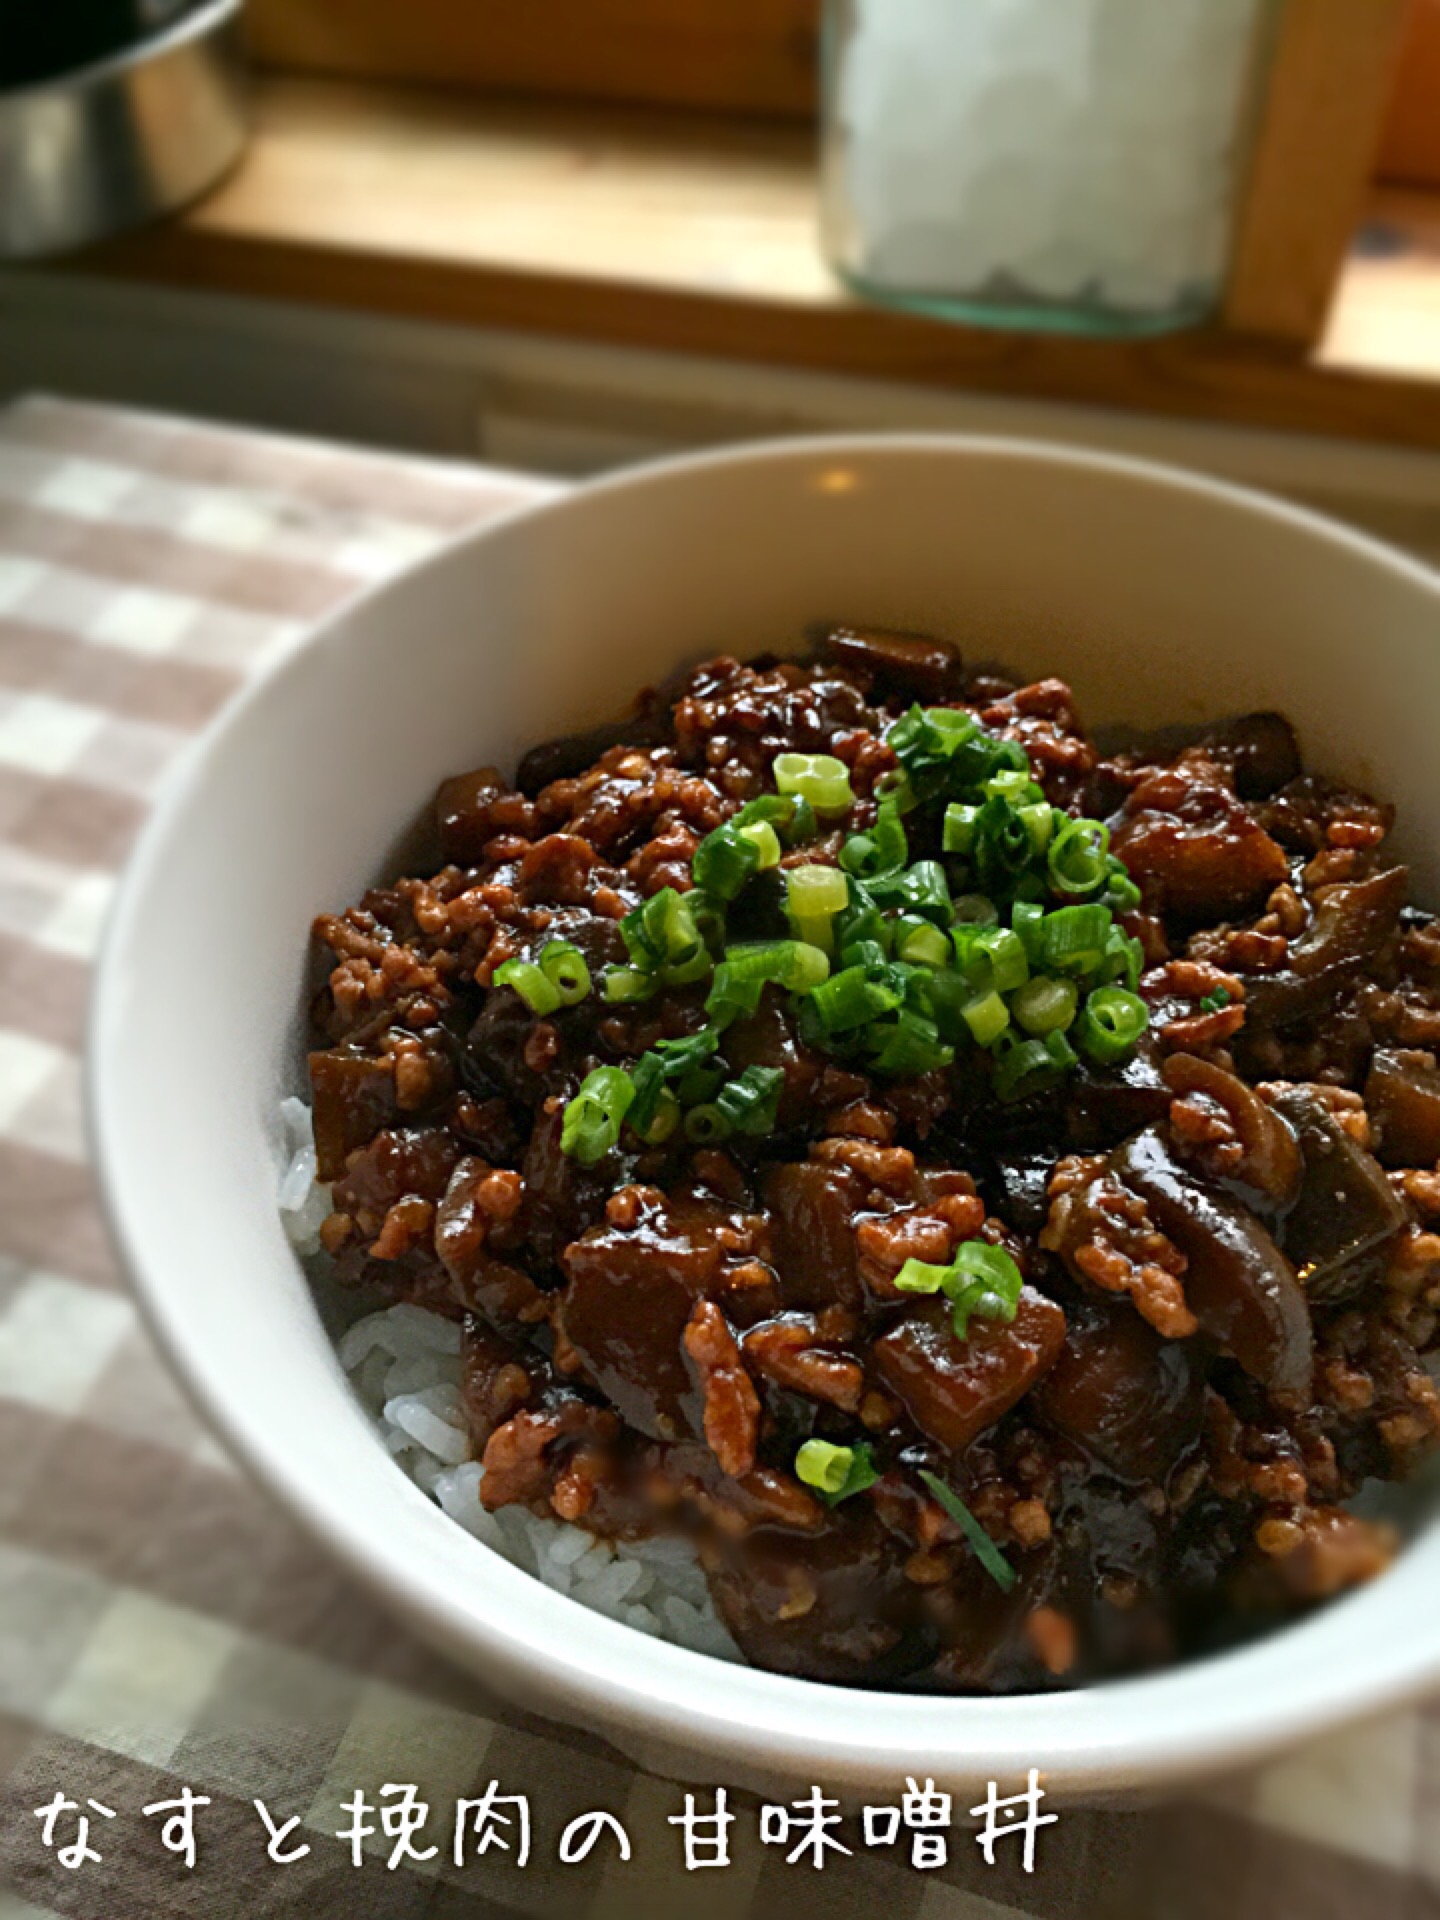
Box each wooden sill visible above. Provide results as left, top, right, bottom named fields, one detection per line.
left=74, top=76, right=1440, bottom=451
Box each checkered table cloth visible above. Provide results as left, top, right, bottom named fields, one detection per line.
left=0, top=394, right=1436, bottom=1920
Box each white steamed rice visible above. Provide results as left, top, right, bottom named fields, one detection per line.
left=277, top=1096, right=738, bottom=1658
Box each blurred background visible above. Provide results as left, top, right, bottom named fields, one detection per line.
left=5, top=6, right=1440, bottom=1919
left=0, top=0, right=1437, bottom=512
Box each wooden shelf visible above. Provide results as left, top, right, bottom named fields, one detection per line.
left=75, top=76, right=1440, bottom=451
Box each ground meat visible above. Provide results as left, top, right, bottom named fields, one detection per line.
left=1041, top=1153, right=1196, bottom=1338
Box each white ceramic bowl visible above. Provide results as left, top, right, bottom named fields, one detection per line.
left=91, top=436, right=1440, bottom=1801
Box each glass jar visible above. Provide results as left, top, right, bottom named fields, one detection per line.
left=821, top=0, right=1282, bottom=337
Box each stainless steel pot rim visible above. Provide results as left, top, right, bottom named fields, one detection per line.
left=0, top=0, right=243, bottom=105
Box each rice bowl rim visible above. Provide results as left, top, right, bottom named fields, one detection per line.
left=88, top=431, right=1440, bottom=1796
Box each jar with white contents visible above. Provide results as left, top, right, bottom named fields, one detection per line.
left=821, top=0, right=1282, bottom=335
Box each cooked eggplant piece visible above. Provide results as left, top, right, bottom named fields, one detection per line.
left=1162, top=1052, right=1302, bottom=1208
left=1034, top=1304, right=1204, bottom=1482
left=1113, top=1129, right=1313, bottom=1399
left=1265, top=1084, right=1408, bottom=1305
left=818, top=624, right=965, bottom=701
left=1210, top=712, right=1302, bottom=802
left=873, top=1289, right=1066, bottom=1454
left=1365, top=1048, right=1440, bottom=1170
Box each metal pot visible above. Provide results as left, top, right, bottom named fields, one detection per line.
left=0, top=0, right=248, bottom=260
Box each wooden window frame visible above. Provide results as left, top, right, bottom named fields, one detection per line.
left=247, top=0, right=822, bottom=120
left=249, top=0, right=1411, bottom=349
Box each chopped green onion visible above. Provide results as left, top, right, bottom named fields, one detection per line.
left=603, top=966, right=655, bottom=1004
left=538, top=940, right=592, bottom=1006
left=737, top=820, right=782, bottom=871
left=840, top=798, right=908, bottom=879
left=897, top=920, right=951, bottom=969
left=622, top=887, right=704, bottom=972
left=1102, top=854, right=1143, bottom=914
left=715, top=1064, right=784, bottom=1136
left=1019, top=802, right=1055, bottom=854
left=660, top=946, right=713, bottom=987
left=733, top=792, right=815, bottom=847
left=692, top=822, right=760, bottom=902
left=676, top=1065, right=724, bottom=1106
left=683, top=1102, right=733, bottom=1145
left=790, top=914, right=835, bottom=958
left=900, top=860, right=952, bottom=923
left=625, top=1052, right=666, bottom=1136
left=811, top=964, right=900, bottom=1033
left=875, top=765, right=918, bottom=812
left=894, top=1239, right=1023, bottom=1338
left=993, top=1031, right=1073, bottom=1103
left=493, top=958, right=561, bottom=1016
left=1075, top=985, right=1150, bottom=1065
left=918, top=1470, right=1017, bottom=1593
left=943, top=802, right=979, bottom=855
left=1040, top=902, right=1112, bottom=977
left=962, top=988, right=1010, bottom=1048
left=976, top=927, right=1029, bottom=994
left=633, top=1086, right=680, bottom=1145
left=948, top=1240, right=1024, bottom=1335
left=894, top=1257, right=951, bottom=1295
left=867, top=1009, right=954, bottom=1077
left=715, top=939, right=830, bottom=998
left=974, top=795, right=1034, bottom=892
left=1048, top=817, right=1110, bottom=898
left=773, top=752, right=854, bottom=817
left=653, top=1026, right=722, bottom=1079
left=796, top=1438, right=878, bottom=1503
left=705, top=961, right=763, bottom=1025
left=1011, top=974, right=1078, bottom=1036
left=985, top=767, right=1042, bottom=803
left=1098, top=926, right=1144, bottom=994
left=560, top=1066, right=634, bottom=1165
left=1198, top=986, right=1232, bottom=1014
left=786, top=865, right=849, bottom=920
left=1012, top=899, right=1045, bottom=964
left=952, top=893, right=999, bottom=928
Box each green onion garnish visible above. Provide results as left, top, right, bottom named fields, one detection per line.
left=773, top=752, right=854, bottom=817
left=839, top=797, right=907, bottom=878
left=737, top=820, right=782, bottom=871
left=492, top=957, right=562, bottom=1016
left=867, top=1008, right=953, bottom=1076
left=683, top=1101, right=732, bottom=1145
left=952, top=893, right=999, bottom=928
left=1074, top=985, right=1150, bottom=1064
left=942, top=801, right=979, bottom=855
left=796, top=1439, right=879, bottom=1505
left=554, top=698, right=1153, bottom=1160
left=1198, top=986, right=1232, bottom=1014
left=622, top=886, right=706, bottom=973
left=1047, top=816, right=1110, bottom=897
left=560, top=1066, right=635, bottom=1166
left=897, top=919, right=951, bottom=969
left=1011, top=974, right=1077, bottom=1037
left=992, top=1029, right=1075, bottom=1103
left=1040, top=902, right=1112, bottom=977
left=893, top=1238, right=1023, bottom=1338
left=786, top=864, right=849, bottom=920
left=603, top=966, right=655, bottom=1004
left=692, top=822, right=761, bottom=902
left=1100, top=851, right=1142, bottom=911
left=918, top=1470, right=1017, bottom=1592
left=538, top=940, right=592, bottom=1006
left=715, top=1064, right=785, bottom=1136
left=811, top=964, right=901, bottom=1034
left=961, top=989, right=1010, bottom=1048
